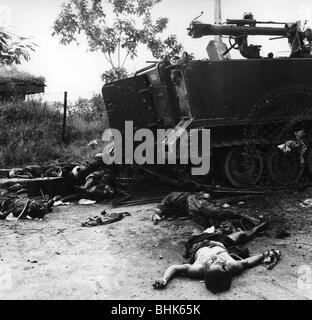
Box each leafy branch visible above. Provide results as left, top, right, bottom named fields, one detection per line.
left=52, top=0, right=184, bottom=81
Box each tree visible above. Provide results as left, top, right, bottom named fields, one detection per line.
left=0, top=28, right=36, bottom=65
left=52, top=0, right=183, bottom=82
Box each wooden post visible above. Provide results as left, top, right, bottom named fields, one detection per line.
left=62, top=91, right=68, bottom=142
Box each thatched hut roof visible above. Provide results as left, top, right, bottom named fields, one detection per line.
left=0, top=66, right=45, bottom=97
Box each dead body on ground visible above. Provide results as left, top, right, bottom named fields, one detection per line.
left=153, top=222, right=281, bottom=293
left=151, top=191, right=260, bottom=227
left=0, top=193, right=53, bottom=220
left=0, top=131, right=305, bottom=297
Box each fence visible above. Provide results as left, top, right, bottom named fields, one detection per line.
left=24, top=90, right=108, bottom=143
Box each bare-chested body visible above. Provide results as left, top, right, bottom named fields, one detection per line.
left=153, top=222, right=279, bottom=289
left=193, top=243, right=238, bottom=276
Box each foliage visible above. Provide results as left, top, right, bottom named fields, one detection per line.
left=53, top=0, right=183, bottom=81
left=67, top=93, right=106, bottom=121
left=0, top=28, right=36, bottom=65
left=101, top=67, right=128, bottom=83
left=0, top=98, right=105, bottom=167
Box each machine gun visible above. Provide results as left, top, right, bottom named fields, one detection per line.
left=187, top=13, right=312, bottom=59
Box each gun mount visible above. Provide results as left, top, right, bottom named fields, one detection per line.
left=188, top=13, right=312, bottom=59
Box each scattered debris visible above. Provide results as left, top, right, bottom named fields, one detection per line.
left=5, top=213, right=16, bottom=221
left=213, top=194, right=265, bottom=206
left=152, top=212, right=162, bottom=225
left=263, top=249, right=282, bottom=270
left=27, top=259, right=38, bottom=264
left=299, top=199, right=312, bottom=208
left=81, top=210, right=131, bottom=227
left=78, top=199, right=96, bottom=205
left=0, top=149, right=300, bottom=298
left=278, top=130, right=307, bottom=164
left=203, top=226, right=215, bottom=234
left=53, top=201, right=71, bottom=207
left=88, top=140, right=99, bottom=147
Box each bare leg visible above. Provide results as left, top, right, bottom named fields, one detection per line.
left=197, top=201, right=260, bottom=225
left=228, top=221, right=268, bottom=244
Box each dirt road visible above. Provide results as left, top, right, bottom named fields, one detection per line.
left=1, top=190, right=312, bottom=300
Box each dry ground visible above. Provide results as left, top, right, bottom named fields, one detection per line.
left=1, top=189, right=312, bottom=300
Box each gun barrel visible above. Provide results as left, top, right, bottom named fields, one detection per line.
left=226, top=19, right=287, bottom=25
left=189, top=23, right=288, bottom=38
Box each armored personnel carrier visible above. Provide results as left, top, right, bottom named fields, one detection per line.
left=102, top=13, right=312, bottom=188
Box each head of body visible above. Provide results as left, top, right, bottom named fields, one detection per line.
left=204, top=255, right=232, bottom=294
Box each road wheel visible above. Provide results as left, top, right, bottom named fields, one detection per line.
left=224, top=147, right=264, bottom=188
left=266, top=148, right=304, bottom=186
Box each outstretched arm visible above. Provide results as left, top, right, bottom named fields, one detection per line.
left=231, top=250, right=276, bottom=275
left=153, top=264, right=203, bottom=289
left=240, top=253, right=266, bottom=270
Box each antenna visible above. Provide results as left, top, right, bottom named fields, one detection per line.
left=207, top=0, right=230, bottom=60
left=193, top=11, right=204, bottom=21
left=214, top=0, right=222, bottom=43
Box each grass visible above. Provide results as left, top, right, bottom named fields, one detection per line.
left=0, top=97, right=106, bottom=168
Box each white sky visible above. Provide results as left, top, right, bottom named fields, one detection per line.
left=1, top=0, right=312, bottom=101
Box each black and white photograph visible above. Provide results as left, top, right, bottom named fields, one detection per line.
left=0, top=0, right=312, bottom=305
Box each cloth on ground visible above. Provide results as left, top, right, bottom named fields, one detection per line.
left=81, top=210, right=131, bottom=227
left=184, top=232, right=250, bottom=263
left=78, top=199, right=96, bottom=205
